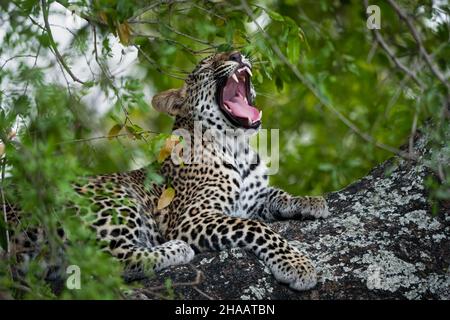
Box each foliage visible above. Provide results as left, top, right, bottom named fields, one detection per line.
left=0, top=0, right=448, bottom=299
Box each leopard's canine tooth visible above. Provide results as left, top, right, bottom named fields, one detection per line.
left=231, top=73, right=239, bottom=83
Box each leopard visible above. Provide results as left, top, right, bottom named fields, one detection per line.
left=7, top=51, right=329, bottom=291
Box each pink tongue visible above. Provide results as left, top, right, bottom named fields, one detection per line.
left=224, top=94, right=260, bottom=122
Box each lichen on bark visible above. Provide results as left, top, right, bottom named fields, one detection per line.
left=132, top=138, right=449, bottom=300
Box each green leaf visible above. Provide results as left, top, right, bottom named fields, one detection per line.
left=37, top=33, right=51, bottom=48
left=287, top=34, right=300, bottom=65
left=266, top=9, right=284, bottom=22
left=217, top=43, right=233, bottom=52
left=275, top=76, right=284, bottom=92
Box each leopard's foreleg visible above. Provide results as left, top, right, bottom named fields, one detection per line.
left=167, top=208, right=317, bottom=291
left=255, top=187, right=329, bottom=221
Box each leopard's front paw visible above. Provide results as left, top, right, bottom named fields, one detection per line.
left=270, top=252, right=317, bottom=291
left=162, top=240, right=195, bottom=267
left=308, top=196, right=330, bottom=219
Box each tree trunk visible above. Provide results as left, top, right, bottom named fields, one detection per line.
left=130, top=136, right=450, bottom=300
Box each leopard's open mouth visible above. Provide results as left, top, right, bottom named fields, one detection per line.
left=216, top=65, right=261, bottom=129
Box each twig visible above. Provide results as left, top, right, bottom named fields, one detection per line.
left=134, top=270, right=205, bottom=299
left=192, top=286, right=214, bottom=300
left=387, top=0, right=450, bottom=92
left=134, top=45, right=186, bottom=80
left=240, top=0, right=418, bottom=161
left=371, top=29, right=420, bottom=84
left=92, top=26, right=134, bottom=129
left=409, top=106, right=419, bottom=157
left=49, top=23, right=96, bottom=79
left=57, top=130, right=159, bottom=145
left=162, top=23, right=217, bottom=47
left=129, top=0, right=190, bottom=22
left=363, top=0, right=424, bottom=90
left=127, top=19, right=159, bottom=25
left=0, top=55, right=37, bottom=71
left=132, top=32, right=202, bottom=58
left=128, top=2, right=166, bottom=22
left=41, top=0, right=85, bottom=84
left=54, top=0, right=108, bottom=28
left=366, top=40, right=378, bottom=63
left=0, top=158, right=10, bottom=256
left=145, top=270, right=204, bottom=293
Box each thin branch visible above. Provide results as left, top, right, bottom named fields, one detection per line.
left=134, top=45, right=186, bottom=80
left=192, top=286, right=214, bottom=300
left=0, top=55, right=37, bottom=71
left=365, top=15, right=424, bottom=88
left=142, top=269, right=206, bottom=300
left=162, top=23, right=217, bottom=47
left=57, top=130, right=159, bottom=145
left=127, top=19, right=159, bottom=25
left=382, top=60, right=424, bottom=119
left=132, top=32, right=204, bottom=57
left=387, top=0, right=450, bottom=92
left=192, top=3, right=226, bottom=21
left=0, top=157, right=10, bottom=256
left=240, top=0, right=418, bottom=161
left=41, top=0, right=85, bottom=84
left=128, top=2, right=166, bottom=22
left=49, top=23, right=96, bottom=78
left=128, top=0, right=190, bottom=22
left=147, top=270, right=204, bottom=292
left=92, top=26, right=133, bottom=129
left=409, top=107, right=419, bottom=157
left=54, top=0, right=108, bottom=28
left=130, top=270, right=206, bottom=299
left=23, top=45, right=41, bottom=96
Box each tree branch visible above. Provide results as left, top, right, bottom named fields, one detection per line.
left=56, top=130, right=159, bottom=145
left=134, top=45, right=186, bottom=80
left=134, top=269, right=210, bottom=299
left=387, top=0, right=450, bottom=92
left=128, top=0, right=190, bottom=22
left=365, top=22, right=424, bottom=88
left=0, top=55, right=37, bottom=71
left=41, top=0, right=85, bottom=84
left=0, top=157, right=10, bottom=256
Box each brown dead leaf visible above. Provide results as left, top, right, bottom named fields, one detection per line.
left=99, top=12, right=108, bottom=24
left=158, top=135, right=180, bottom=163
left=157, top=187, right=175, bottom=210
left=108, top=124, right=123, bottom=140
left=117, top=22, right=132, bottom=45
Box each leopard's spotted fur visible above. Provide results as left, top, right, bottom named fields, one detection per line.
left=8, top=52, right=329, bottom=291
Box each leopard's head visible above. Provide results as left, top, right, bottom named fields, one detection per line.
left=152, top=51, right=261, bottom=132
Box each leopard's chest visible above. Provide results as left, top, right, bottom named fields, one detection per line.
left=223, top=150, right=269, bottom=219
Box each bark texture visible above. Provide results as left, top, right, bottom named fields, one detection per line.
left=130, top=138, right=450, bottom=300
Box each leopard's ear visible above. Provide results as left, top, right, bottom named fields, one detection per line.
left=151, top=86, right=186, bottom=116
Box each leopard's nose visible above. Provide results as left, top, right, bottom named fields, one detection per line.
left=228, top=52, right=242, bottom=63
